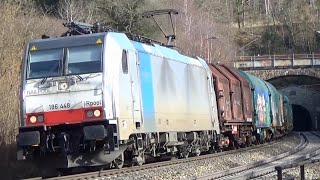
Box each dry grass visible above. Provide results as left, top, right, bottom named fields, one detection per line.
left=0, top=3, right=65, bottom=179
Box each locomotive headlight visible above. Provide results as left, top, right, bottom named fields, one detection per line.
left=37, top=115, right=44, bottom=122
left=94, top=109, right=101, bottom=117
left=58, top=82, right=69, bottom=90
left=29, top=116, right=37, bottom=123
left=86, top=110, right=94, bottom=118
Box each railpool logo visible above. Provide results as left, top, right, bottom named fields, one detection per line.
left=26, top=89, right=49, bottom=95
left=84, top=100, right=102, bottom=107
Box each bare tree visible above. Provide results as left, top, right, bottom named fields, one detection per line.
left=57, top=0, right=83, bottom=21
left=265, top=0, right=271, bottom=15
left=57, top=0, right=97, bottom=23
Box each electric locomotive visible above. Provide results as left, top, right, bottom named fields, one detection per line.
left=17, top=12, right=228, bottom=168
left=17, top=28, right=122, bottom=168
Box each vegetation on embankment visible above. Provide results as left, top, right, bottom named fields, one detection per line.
left=0, top=3, right=65, bottom=179
left=1, top=0, right=320, bottom=178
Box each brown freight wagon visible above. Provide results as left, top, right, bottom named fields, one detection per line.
left=208, top=64, right=232, bottom=123
left=222, top=65, right=253, bottom=124
left=209, top=64, right=254, bottom=147
left=213, top=64, right=244, bottom=123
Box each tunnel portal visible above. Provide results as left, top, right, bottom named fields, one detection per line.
left=292, top=104, right=312, bottom=131
left=267, top=75, right=320, bottom=131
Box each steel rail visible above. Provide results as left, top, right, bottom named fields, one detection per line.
left=25, top=134, right=295, bottom=180
left=197, top=132, right=320, bottom=180
left=229, top=132, right=320, bottom=180
left=196, top=132, right=308, bottom=180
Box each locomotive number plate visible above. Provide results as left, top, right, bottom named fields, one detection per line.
left=49, top=103, right=71, bottom=110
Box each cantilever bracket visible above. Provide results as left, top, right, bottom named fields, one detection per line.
left=142, top=9, right=178, bottom=46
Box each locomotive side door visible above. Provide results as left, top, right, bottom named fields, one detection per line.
left=127, top=50, right=142, bottom=128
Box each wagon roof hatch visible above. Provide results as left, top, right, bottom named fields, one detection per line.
left=222, top=65, right=250, bottom=87
left=214, top=65, right=240, bottom=86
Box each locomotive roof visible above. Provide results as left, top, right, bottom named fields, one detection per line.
left=133, top=42, right=203, bottom=66
left=28, top=32, right=203, bottom=67
left=28, top=32, right=107, bottom=50
left=110, top=32, right=203, bottom=67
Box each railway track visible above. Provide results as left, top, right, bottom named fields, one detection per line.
left=25, top=133, right=299, bottom=180
left=196, top=131, right=320, bottom=180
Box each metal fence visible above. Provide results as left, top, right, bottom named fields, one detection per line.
left=275, top=157, right=320, bottom=180
left=233, top=53, right=320, bottom=70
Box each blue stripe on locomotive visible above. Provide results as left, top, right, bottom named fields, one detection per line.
left=131, top=42, right=157, bottom=132
left=138, top=53, right=156, bottom=132
left=116, top=34, right=204, bottom=132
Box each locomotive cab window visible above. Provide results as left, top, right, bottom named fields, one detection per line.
left=66, top=44, right=102, bottom=75
left=28, top=48, right=63, bottom=79
left=26, top=44, right=103, bottom=79
left=122, top=50, right=128, bottom=74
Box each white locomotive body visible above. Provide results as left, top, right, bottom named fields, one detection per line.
left=17, top=24, right=222, bottom=168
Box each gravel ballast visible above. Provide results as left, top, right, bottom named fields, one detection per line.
left=100, top=134, right=301, bottom=180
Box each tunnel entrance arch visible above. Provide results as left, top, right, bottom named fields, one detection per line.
left=292, top=104, right=312, bottom=131
left=267, top=75, right=320, bottom=91
left=266, top=75, right=320, bottom=131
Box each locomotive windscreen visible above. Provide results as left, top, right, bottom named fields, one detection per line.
left=27, top=44, right=102, bottom=79
left=28, top=48, right=63, bottom=78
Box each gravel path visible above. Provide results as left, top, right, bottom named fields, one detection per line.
left=99, top=133, right=301, bottom=180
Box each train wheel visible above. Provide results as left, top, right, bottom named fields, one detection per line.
left=184, top=152, right=189, bottom=158
left=171, top=155, right=178, bottom=160
left=180, top=151, right=189, bottom=159
left=135, top=152, right=145, bottom=166
left=235, top=143, right=240, bottom=149
left=241, top=142, right=247, bottom=148
left=113, top=153, right=124, bottom=169
left=246, top=136, right=252, bottom=147
left=229, top=141, right=235, bottom=150
left=208, top=146, right=216, bottom=154
left=195, top=148, right=201, bottom=156
left=171, top=151, right=180, bottom=160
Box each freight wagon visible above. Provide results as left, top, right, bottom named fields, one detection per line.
left=283, top=95, right=294, bottom=132
left=238, top=71, right=273, bottom=141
